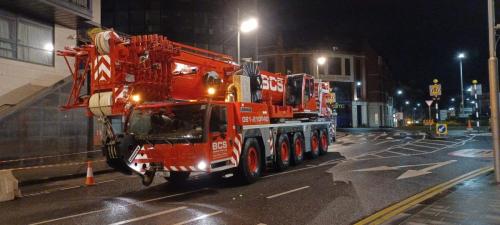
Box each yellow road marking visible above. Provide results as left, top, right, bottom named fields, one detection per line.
left=354, top=166, right=493, bottom=225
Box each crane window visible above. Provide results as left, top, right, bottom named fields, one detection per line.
left=210, top=105, right=227, bottom=133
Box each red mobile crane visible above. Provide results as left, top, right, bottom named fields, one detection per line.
left=58, top=30, right=335, bottom=185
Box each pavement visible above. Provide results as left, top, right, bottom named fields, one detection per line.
left=0, top=128, right=495, bottom=225
left=387, top=172, right=500, bottom=225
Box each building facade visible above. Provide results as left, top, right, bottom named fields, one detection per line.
left=259, top=43, right=394, bottom=128
left=0, top=0, right=101, bottom=162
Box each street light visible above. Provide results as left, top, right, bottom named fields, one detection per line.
left=397, top=89, right=403, bottom=95
left=451, top=98, right=455, bottom=102
left=356, top=81, right=362, bottom=86
left=417, top=103, right=421, bottom=107
left=405, top=100, right=410, bottom=105
left=458, top=52, right=466, bottom=112
left=316, top=56, right=326, bottom=78
left=237, top=17, right=258, bottom=65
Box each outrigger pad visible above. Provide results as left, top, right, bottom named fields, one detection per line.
left=0, top=170, right=21, bottom=202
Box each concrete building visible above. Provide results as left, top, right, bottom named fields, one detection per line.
left=0, top=0, right=101, bottom=164
left=259, top=42, right=395, bottom=128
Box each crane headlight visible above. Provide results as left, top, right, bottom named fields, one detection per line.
left=207, top=87, right=216, bottom=96
left=131, top=94, right=141, bottom=102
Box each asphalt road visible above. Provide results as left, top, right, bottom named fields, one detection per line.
left=0, top=129, right=493, bottom=225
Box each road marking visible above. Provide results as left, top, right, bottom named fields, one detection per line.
left=375, top=139, right=400, bottom=145
left=397, top=160, right=457, bottom=180
left=416, top=140, right=448, bottom=146
left=59, top=185, right=81, bottom=191
left=397, top=147, right=427, bottom=153
left=386, top=150, right=408, bottom=156
left=28, top=188, right=208, bottom=225
left=95, top=179, right=115, bottom=184
left=266, top=186, right=310, bottom=199
left=263, top=159, right=344, bottom=178
left=425, top=139, right=456, bottom=144
left=354, top=167, right=493, bottom=225
left=109, top=206, right=187, bottom=225
left=353, top=160, right=457, bottom=180
left=449, top=149, right=493, bottom=158
left=406, top=143, right=440, bottom=149
left=172, top=211, right=223, bottom=225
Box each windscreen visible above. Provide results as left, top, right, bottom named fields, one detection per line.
left=128, top=104, right=207, bottom=143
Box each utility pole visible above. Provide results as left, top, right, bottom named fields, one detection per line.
left=487, top=0, right=500, bottom=183
left=472, top=80, right=480, bottom=129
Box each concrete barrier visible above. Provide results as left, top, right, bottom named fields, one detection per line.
left=0, top=170, right=21, bottom=202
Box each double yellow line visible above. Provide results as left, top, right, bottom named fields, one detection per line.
left=355, top=166, right=493, bottom=225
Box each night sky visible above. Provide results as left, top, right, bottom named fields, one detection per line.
left=258, top=0, right=490, bottom=103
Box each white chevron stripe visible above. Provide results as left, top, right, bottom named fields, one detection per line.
left=189, top=166, right=196, bottom=171
left=170, top=166, right=178, bottom=171
left=234, top=137, right=241, bottom=151
left=233, top=148, right=239, bottom=162
left=179, top=166, right=187, bottom=171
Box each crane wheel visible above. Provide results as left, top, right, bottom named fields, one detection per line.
left=319, top=129, right=329, bottom=155
left=308, top=131, right=320, bottom=159
left=237, top=138, right=262, bottom=184
left=274, top=134, right=291, bottom=171
left=291, top=133, right=305, bottom=165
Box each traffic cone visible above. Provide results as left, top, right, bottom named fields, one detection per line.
left=467, top=120, right=473, bottom=131
left=85, top=161, right=95, bottom=186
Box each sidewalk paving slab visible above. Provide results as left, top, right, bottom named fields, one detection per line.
left=397, top=172, right=500, bottom=225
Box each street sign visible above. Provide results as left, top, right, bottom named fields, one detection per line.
left=436, top=123, right=448, bottom=135
left=429, top=84, right=442, bottom=97
left=395, top=112, right=404, bottom=120
left=423, top=119, right=434, bottom=126
left=425, top=100, right=433, bottom=106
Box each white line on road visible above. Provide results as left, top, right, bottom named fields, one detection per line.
left=263, top=159, right=344, bottom=179
left=172, top=211, right=223, bottom=225
left=425, top=139, right=456, bottom=144
left=397, top=147, right=427, bottom=153
left=386, top=150, right=408, bottom=156
left=108, top=206, right=187, bottom=225
left=375, top=139, right=401, bottom=145
left=95, top=179, right=115, bottom=184
left=406, top=143, right=440, bottom=149
left=416, top=140, right=449, bottom=146
left=28, top=188, right=209, bottom=225
left=58, top=185, right=81, bottom=191
left=266, top=186, right=310, bottom=199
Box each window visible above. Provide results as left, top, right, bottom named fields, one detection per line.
left=17, top=20, right=53, bottom=65
left=0, top=14, right=16, bottom=59
left=284, top=56, right=293, bottom=74
left=344, top=58, right=351, bottom=75
left=302, top=57, right=310, bottom=74
left=267, top=58, right=275, bottom=72
left=0, top=11, right=54, bottom=66
left=210, top=105, right=227, bottom=133
left=354, top=58, right=362, bottom=77
left=328, top=57, right=341, bottom=75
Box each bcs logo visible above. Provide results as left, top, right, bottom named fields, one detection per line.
left=261, top=74, right=284, bottom=92
left=212, top=141, right=227, bottom=150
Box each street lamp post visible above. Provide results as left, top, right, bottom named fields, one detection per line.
left=237, top=14, right=258, bottom=65
left=487, top=0, right=500, bottom=183
left=458, top=53, right=466, bottom=113
left=316, top=56, right=326, bottom=79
